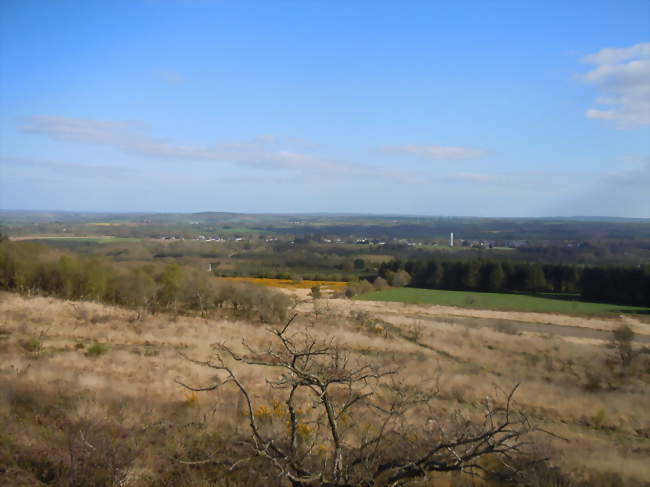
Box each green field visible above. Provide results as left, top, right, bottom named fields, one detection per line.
left=28, top=237, right=141, bottom=244
left=357, top=287, right=650, bottom=315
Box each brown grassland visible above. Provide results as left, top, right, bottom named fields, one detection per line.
left=0, top=290, right=649, bottom=486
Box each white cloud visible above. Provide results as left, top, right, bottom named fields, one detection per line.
left=1, top=156, right=133, bottom=180
left=19, top=116, right=327, bottom=169
left=18, top=115, right=424, bottom=182
left=579, top=42, right=650, bottom=127
left=443, top=172, right=496, bottom=183
left=602, top=159, right=650, bottom=187
left=379, top=144, right=487, bottom=160
left=21, top=115, right=232, bottom=161
left=583, top=43, right=650, bottom=65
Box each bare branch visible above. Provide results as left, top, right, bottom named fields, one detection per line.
left=177, top=314, right=540, bottom=486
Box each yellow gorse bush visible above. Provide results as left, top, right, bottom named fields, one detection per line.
left=255, top=400, right=286, bottom=420
left=296, top=423, right=313, bottom=438
left=184, top=391, right=199, bottom=404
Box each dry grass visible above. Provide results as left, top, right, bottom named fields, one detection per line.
left=0, top=291, right=648, bottom=486
left=308, top=296, right=650, bottom=335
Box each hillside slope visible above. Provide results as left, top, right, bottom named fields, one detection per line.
left=0, top=292, right=649, bottom=485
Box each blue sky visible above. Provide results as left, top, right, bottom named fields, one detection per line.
left=1, top=0, right=648, bottom=217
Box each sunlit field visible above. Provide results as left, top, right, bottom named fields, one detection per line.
left=357, top=287, right=650, bottom=316
left=1, top=291, right=649, bottom=485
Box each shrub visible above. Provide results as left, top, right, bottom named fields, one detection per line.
left=611, top=324, right=635, bottom=372
left=584, top=370, right=603, bottom=392
left=177, top=319, right=538, bottom=486
left=310, top=285, right=321, bottom=299
left=495, top=321, right=518, bottom=335
left=390, top=269, right=411, bottom=287
left=345, top=279, right=374, bottom=298
left=372, top=276, right=389, bottom=290
left=19, top=337, right=42, bottom=354
left=86, top=343, right=108, bottom=357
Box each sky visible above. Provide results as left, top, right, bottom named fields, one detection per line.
left=0, top=0, right=649, bottom=217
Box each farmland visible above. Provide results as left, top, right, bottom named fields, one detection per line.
left=357, top=288, right=650, bottom=315
left=11, top=235, right=141, bottom=244
left=1, top=213, right=649, bottom=486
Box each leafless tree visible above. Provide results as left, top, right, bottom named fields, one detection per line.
left=177, top=315, right=539, bottom=486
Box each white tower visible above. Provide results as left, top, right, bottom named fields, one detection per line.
left=450, top=232, right=454, bottom=247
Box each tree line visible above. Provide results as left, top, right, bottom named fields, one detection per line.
left=0, top=239, right=291, bottom=322
left=378, top=258, right=650, bottom=307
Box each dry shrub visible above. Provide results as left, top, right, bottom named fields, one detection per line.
left=19, top=336, right=43, bottom=354
left=1, top=292, right=648, bottom=486
left=0, top=377, right=249, bottom=487
left=584, top=370, right=604, bottom=392
left=90, top=313, right=113, bottom=325
left=86, top=343, right=108, bottom=357
left=495, top=320, right=519, bottom=335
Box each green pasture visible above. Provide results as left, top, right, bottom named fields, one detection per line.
left=29, top=237, right=140, bottom=244
left=356, top=287, right=650, bottom=315
left=217, top=227, right=263, bottom=234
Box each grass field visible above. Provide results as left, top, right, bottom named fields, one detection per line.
left=13, top=235, right=140, bottom=243
left=357, top=287, right=650, bottom=315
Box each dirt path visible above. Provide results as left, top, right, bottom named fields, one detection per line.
left=299, top=296, right=650, bottom=343
left=406, top=312, right=650, bottom=344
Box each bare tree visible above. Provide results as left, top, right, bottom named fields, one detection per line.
left=610, top=324, right=636, bottom=373
left=177, top=316, right=538, bottom=486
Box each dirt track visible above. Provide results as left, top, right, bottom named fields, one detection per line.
left=296, top=294, right=650, bottom=344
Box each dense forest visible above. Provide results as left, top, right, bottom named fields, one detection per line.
left=378, top=258, right=650, bottom=307
left=2, top=211, right=650, bottom=309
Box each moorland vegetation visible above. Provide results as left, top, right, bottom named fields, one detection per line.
left=1, top=291, right=649, bottom=486
left=1, top=215, right=650, bottom=486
